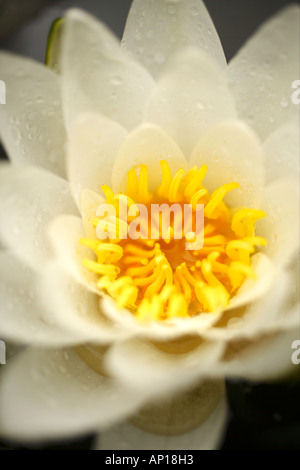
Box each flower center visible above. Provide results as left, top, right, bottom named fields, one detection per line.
left=80, top=161, right=267, bottom=321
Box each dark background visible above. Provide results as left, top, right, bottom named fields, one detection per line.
left=0, top=0, right=299, bottom=450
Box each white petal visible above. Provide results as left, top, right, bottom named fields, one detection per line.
left=263, top=119, right=300, bottom=184
left=227, top=5, right=300, bottom=140
left=257, top=177, right=299, bottom=268
left=112, top=124, right=188, bottom=193
left=47, top=214, right=98, bottom=292
left=0, top=348, right=146, bottom=441
left=106, top=338, right=224, bottom=396
left=227, top=253, right=275, bottom=310
left=67, top=113, right=127, bottom=208
left=190, top=120, right=264, bottom=207
left=101, top=295, right=222, bottom=342
left=122, top=0, right=226, bottom=79
left=81, top=189, right=105, bottom=238
left=97, top=397, right=227, bottom=450
left=0, top=251, right=83, bottom=347
left=0, top=165, right=77, bottom=271
left=144, top=48, right=236, bottom=156
left=203, top=269, right=291, bottom=342
left=0, top=52, right=66, bottom=177
left=221, top=328, right=297, bottom=381
left=61, top=9, right=154, bottom=132
left=38, top=262, right=127, bottom=344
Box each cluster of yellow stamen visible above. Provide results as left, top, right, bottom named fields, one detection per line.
left=80, top=161, right=267, bottom=322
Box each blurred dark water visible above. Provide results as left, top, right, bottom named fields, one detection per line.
left=0, top=0, right=299, bottom=450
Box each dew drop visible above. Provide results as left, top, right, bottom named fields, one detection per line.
left=190, top=5, right=199, bottom=17
left=63, top=351, right=70, bottom=361
left=196, top=101, right=204, bottom=110
left=280, top=97, right=289, bottom=108
left=111, top=75, right=123, bottom=86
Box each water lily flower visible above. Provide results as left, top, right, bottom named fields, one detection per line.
left=0, top=0, right=299, bottom=450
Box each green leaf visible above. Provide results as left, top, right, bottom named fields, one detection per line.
left=45, top=17, right=65, bottom=74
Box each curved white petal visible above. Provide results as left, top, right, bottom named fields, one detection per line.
left=0, top=348, right=146, bottom=441
left=0, top=165, right=77, bottom=271
left=81, top=189, right=105, bottom=238
left=203, top=269, right=291, bottom=342
left=221, top=328, right=297, bottom=381
left=263, top=119, right=300, bottom=184
left=257, top=177, right=299, bottom=268
left=0, top=52, right=66, bottom=177
left=106, top=338, right=224, bottom=396
left=47, top=214, right=99, bottom=293
left=112, top=123, right=188, bottom=193
left=0, top=251, right=83, bottom=347
left=61, top=9, right=154, bottom=132
left=190, top=120, right=264, bottom=207
left=67, top=113, right=127, bottom=208
left=227, top=253, right=275, bottom=311
left=101, top=295, right=222, bottom=342
left=122, top=0, right=226, bottom=79
left=96, top=397, right=227, bottom=450
left=227, top=5, right=300, bottom=140
left=144, top=48, right=236, bottom=156
left=38, top=262, right=127, bottom=344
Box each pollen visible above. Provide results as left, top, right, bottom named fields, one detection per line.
left=80, top=161, right=267, bottom=322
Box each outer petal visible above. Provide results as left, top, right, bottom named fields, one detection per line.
left=112, top=124, right=188, bottom=193
left=38, top=262, right=127, bottom=344
left=202, top=269, right=291, bottom=341
left=144, top=48, right=236, bottom=156
left=0, top=165, right=77, bottom=271
left=106, top=338, right=224, bottom=396
left=190, top=120, right=264, bottom=207
left=47, top=214, right=99, bottom=292
left=81, top=189, right=105, bottom=238
left=61, top=9, right=155, bottom=132
left=0, top=251, right=84, bottom=347
left=0, top=52, right=66, bottom=177
left=263, top=119, right=300, bottom=184
left=97, top=397, right=227, bottom=450
left=221, top=328, right=297, bottom=381
left=257, top=177, right=299, bottom=268
left=67, top=113, right=127, bottom=208
left=226, top=253, right=275, bottom=311
left=0, top=348, right=146, bottom=441
left=122, top=0, right=226, bottom=79
left=227, top=5, right=300, bottom=140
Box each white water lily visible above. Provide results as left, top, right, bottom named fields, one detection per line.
left=0, top=0, right=299, bottom=450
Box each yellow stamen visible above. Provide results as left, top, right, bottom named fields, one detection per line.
left=80, top=160, right=267, bottom=321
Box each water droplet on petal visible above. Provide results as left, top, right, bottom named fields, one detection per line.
left=280, top=97, right=289, bottom=108
left=63, top=352, right=70, bottom=361
left=111, top=75, right=122, bottom=86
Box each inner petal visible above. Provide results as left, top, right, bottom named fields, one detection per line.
left=80, top=161, right=267, bottom=322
